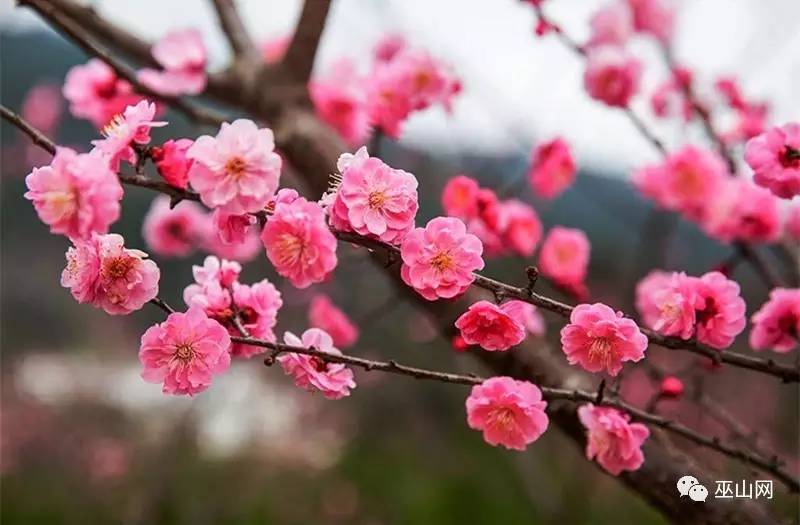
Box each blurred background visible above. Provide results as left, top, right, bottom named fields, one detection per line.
left=1, top=0, right=799, bottom=523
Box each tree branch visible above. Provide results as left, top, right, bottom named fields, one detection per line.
left=283, top=0, right=332, bottom=82
left=210, top=0, right=259, bottom=62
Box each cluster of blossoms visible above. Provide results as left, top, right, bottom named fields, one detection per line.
left=633, top=144, right=784, bottom=244
left=310, top=34, right=460, bottom=144
left=714, top=76, right=770, bottom=145
left=442, top=175, right=543, bottom=258
left=63, top=59, right=142, bottom=128
left=636, top=270, right=746, bottom=349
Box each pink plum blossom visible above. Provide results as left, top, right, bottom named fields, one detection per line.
left=201, top=225, right=262, bottom=263
left=659, top=376, right=684, bottom=398
left=373, top=33, right=407, bottom=63
left=627, top=0, right=674, bottom=42
left=278, top=329, right=356, bottom=399
left=91, top=100, right=166, bottom=170
left=502, top=300, right=546, bottom=337
left=25, top=147, right=123, bottom=240
left=455, top=301, right=526, bottom=351
left=577, top=404, right=649, bottom=475
left=187, top=119, right=282, bottom=214
left=142, top=196, right=207, bottom=257
left=400, top=216, right=484, bottom=301
left=634, top=270, right=672, bottom=329
left=501, top=200, right=543, bottom=257
left=650, top=67, right=693, bottom=121
left=442, top=175, right=481, bottom=218
left=744, top=123, right=800, bottom=199
left=61, top=233, right=160, bottom=315
left=138, top=29, right=207, bottom=96
left=191, top=255, right=241, bottom=287
left=584, top=46, right=641, bottom=108
left=210, top=208, right=257, bottom=246
left=560, top=303, right=648, bottom=376
left=228, top=280, right=283, bottom=357
left=21, top=84, right=63, bottom=133
left=644, top=271, right=699, bottom=339
left=262, top=196, right=338, bottom=288
left=588, top=3, right=633, bottom=48
left=749, top=288, right=800, bottom=353
left=139, top=307, right=231, bottom=396
left=528, top=137, right=576, bottom=200
left=465, top=376, right=549, bottom=451
left=308, top=294, right=359, bottom=348
left=538, top=227, right=590, bottom=290
left=692, top=271, right=746, bottom=349
left=329, top=147, right=419, bottom=244
left=63, top=59, right=141, bottom=128
left=701, top=179, right=782, bottom=244
left=310, top=59, right=370, bottom=146
left=151, top=138, right=194, bottom=189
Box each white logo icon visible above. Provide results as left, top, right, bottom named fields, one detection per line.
left=677, top=475, right=707, bottom=502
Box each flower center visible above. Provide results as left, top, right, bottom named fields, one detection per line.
left=588, top=337, right=614, bottom=365
left=45, top=189, right=78, bottom=217
left=102, top=114, right=128, bottom=139
left=489, top=407, right=516, bottom=431
left=225, top=156, right=247, bottom=178
left=696, top=297, right=718, bottom=325
left=276, top=233, right=304, bottom=266
left=174, top=343, right=195, bottom=362
left=673, top=164, right=703, bottom=198
left=102, top=256, right=134, bottom=280
left=368, top=190, right=387, bottom=209
left=430, top=251, right=453, bottom=273
left=310, top=357, right=329, bottom=372
left=778, top=145, right=800, bottom=169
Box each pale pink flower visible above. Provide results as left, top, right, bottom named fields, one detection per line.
left=786, top=205, right=800, bottom=240
left=744, top=123, right=800, bottom=199
left=560, top=303, right=648, bottom=376
left=584, top=46, right=641, bottom=108
left=228, top=280, right=283, bottom=358
left=500, top=200, right=543, bottom=257
left=465, top=376, right=549, bottom=451
left=329, top=147, right=419, bottom=243
left=749, top=288, right=800, bottom=353
left=538, top=227, right=590, bottom=288
left=138, top=29, right=207, bottom=96
left=634, top=270, right=672, bottom=329
left=588, top=3, right=633, bottom=48
left=648, top=272, right=700, bottom=339
left=25, top=147, right=123, bottom=240
left=21, top=84, right=62, bottom=133
left=442, top=175, right=481, bottom=218
left=577, top=404, right=649, bottom=475
left=63, top=59, right=141, bottom=128
left=192, top=255, right=242, bottom=288
left=139, top=307, right=231, bottom=396
left=455, top=301, right=526, bottom=351
left=151, top=138, right=194, bottom=189
left=142, top=196, right=207, bottom=257
left=262, top=196, right=338, bottom=288
left=187, top=119, right=282, bottom=214
left=365, top=61, right=414, bottom=138
left=627, top=0, right=674, bottom=42
left=692, top=271, right=746, bottom=349
left=61, top=233, right=160, bottom=315
left=701, top=179, right=782, bottom=244
left=278, top=329, right=356, bottom=399
left=260, top=35, right=290, bottom=63
left=92, top=100, right=166, bottom=170
left=210, top=208, right=257, bottom=245
left=502, top=300, right=546, bottom=337
left=309, top=294, right=359, bottom=348
left=400, top=217, right=484, bottom=301
left=633, top=145, right=727, bottom=221
left=528, top=137, right=576, bottom=200
left=310, top=58, right=370, bottom=146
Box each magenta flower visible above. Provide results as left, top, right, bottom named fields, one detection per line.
left=139, top=307, right=231, bottom=396
left=330, top=147, right=419, bottom=244
left=588, top=3, right=633, bottom=49
left=61, top=233, right=160, bottom=315
left=501, top=200, right=543, bottom=257
left=309, top=294, right=359, bottom=348
left=578, top=404, right=649, bottom=475
left=142, top=196, right=207, bottom=257
left=21, top=83, right=63, bottom=134
left=262, top=196, right=338, bottom=288
left=228, top=280, right=283, bottom=358
left=400, top=217, right=484, bottom=301
left=465, top=376, right=549, bottom=451
left=187, top=119, right=282, bottom=214
left=701, top=179, right=781, bottom=244
left=538, top=227, right=590, bottom=290
left=750, top=288, right=800, bottom=353
left=310, top=59, right=370, bottom=146
left=744, top=123, right=800, bottom=199
left=455, top=301, right=526, bottom=351
left=278, top=329, right=356, bottom=400
left=25, top=147, right=123, bottom=240
left=92, top=100, right=166, bottom=170
left=442, top=175, right=481, bottom=218
left=692, top=271, right=746, bottom=349
left=528, top=137, right=576, bottom=200
left=627, top=0, right=674, bottom=42
left=210, top=208, right=257, bottom=246
left=584, top=46, right=641, bottom=108
left=138, top=29, right=207, bottom=96
left=63, top=59, right=141, bottom=128
left=560, top=303, right=648, bottom=376
left=151, top=138, right=194, bottom=189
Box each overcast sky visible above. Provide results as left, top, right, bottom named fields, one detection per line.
left=2, top=0, right=799, bottom=175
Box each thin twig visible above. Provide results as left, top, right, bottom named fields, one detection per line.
left=1, top=105, right=56, bottom=154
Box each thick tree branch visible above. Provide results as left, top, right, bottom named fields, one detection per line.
left=210, top=0, right=259, bottom=62
left=283, top=0, right=332, bottom=82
